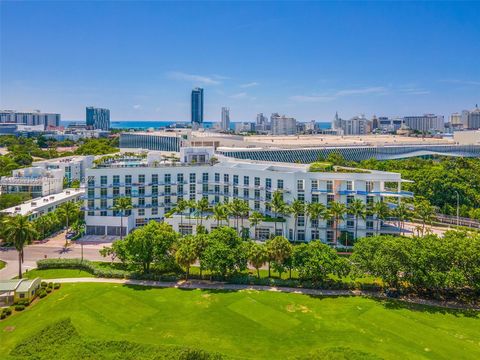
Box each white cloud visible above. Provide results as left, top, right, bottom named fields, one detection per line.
left=240, top=82, right=259, bottom=88
left=290, top=86, right=388, bottom=103
left=167, top=71, right=222, bottom=85
left=133, top=104, right=141, bottom=109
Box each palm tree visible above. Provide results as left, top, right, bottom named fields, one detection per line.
left=290, top=200, right=305, bottom=243
left=228, top=198, right=245, bottom=234
left=175, top=238, right=197, bottom=280
left=392, top=202, right=412, bottom=235
left=249, top=211, right=264, bottom=240
left=57, top=201, right=80, bottom=245
left=348, top=198, right=366, bottom=244
left=171, top=199, right=189, bottom=227
left=111, top=197, right=133, bottom=240
left=307, top=202, right=329, bottom=241
left=329, top=201, right=347, bottom=246
left=195, top=197, right=210, bottom=227
left=239, top=200, right=250, bottom=238
left=278, top=203, right=291, bottom=238
left=269, top=190, right=286, bottom=235
left=372, top=200, right=390, bottom=235
left=415, top=199, right=436, bottom=236
left=248, top=242, right=268, bottom=278
left=2, top=215, right=37, bottom=278
left=34, top=215, right=52, bottom=240
left=211, top=203, right=228, bottom=227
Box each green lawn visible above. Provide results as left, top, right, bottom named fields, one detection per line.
left=1, top=283, right=479, bottom=359
left=22, top=268, right=94, bottom=279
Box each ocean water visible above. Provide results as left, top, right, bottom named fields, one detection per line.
left=61, top=120, right=331, bottom=130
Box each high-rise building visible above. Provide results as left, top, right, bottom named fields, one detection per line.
left=255, top=113, right=269, bottom=132
left=191, top=88, right=204, bottom=125
left=0, top=110, right=60, bottom=129
left=468, top=105, right=480, bottom=129
left=271, top=113, right=297, bottom=135
left=221, top=107, right=230, bottom=131
left=86, top=107, right=110, bottom=130
left=403, top=114, right=445, bottom=133
left=450, top=112, right=463, bottom=128
left=333, top=114, right=372, bottom=135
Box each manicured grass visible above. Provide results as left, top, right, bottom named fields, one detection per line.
left=22, top=268, right=94, bottom=279
left=1, top=283, right=479, bottom=359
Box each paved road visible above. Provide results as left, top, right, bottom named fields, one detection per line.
left=0, top=232, right=111, bottom=280
left=51, top=277, right=479, bottom=311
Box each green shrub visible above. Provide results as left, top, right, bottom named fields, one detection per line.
left=0, top=313, right=5, bottom=320
left=4, top=308, right=12, bottom=315
left=15, top=304, right=25, bottom=311
left=48, top=282, right=54, bottom=288
left=54, top=283, right=61, bottom=289
left=41, top=281, right=48, bottom=288
left=39, top=290, right=47, bottom=298
left=46, top=288, right=52, bottom=293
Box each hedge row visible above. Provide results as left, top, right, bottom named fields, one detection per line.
left=36, top=258, right=383, bottom=292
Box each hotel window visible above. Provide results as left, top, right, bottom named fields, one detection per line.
left=297, top=179, right=305, bottom=191
left=244, top=176, right=249, bottom=186
left=327, top=194, right=334, bottom=206
left=178, top=184, right=184, bottom=194
left=243, top=188, right=249, bottom=198
left=233, top=187, right=239, bottom=196
left=165, top=185, right=171, bottom=195
left=152, top=174, right=158, bottom=184
left=125, top=187, right=131, bottom=196
left=224, top=174, right=229, bottom=183
left=367, top=220, right=374, bottom=230
left=88, top=211, right=94, bottom=216
left=152, top=197, right=158, bottom=206
left=113, top=175, right=120, bottom=185
left=327, top=230, right=335, bottom=242
left=214, top=195, right=220, bottom=203
left=327, top=219, right=334, bottom=228
left=177, top=173, right=184, bottom=183
left=101, top=211, right=107, bottom=217
left=367, top=196, right=375, bottom=207
left=138, top=198, right=145, bottom=206
left=311, top=180, right=318, bottom=190
left=101, top=176, right=107, bottom=186
left=346, top=181, right=353, bottom=191
left=202, top=173, right=209, bottom=183
left=266, top=178, right=271, bottom=189
left=254, top=189, right=260, bottom=199
left=298, top=215, right=305, bottom=227
left=139, top=186, right=145, bottom=195
left=266, top=204, right=271, bottom=212
left=254, top=201, right=260, bottom=210
left=347, top=220, right=355, bottom=228
left=202, top=184, right=208, bottom=193
left=138, top=209, right=145, bottom=216
left=311, top=219, right=318, bottom=228
left=87, top=176, right=95, bottom=187
left=298, top=193, right=305, bottom=202
left=214, top=185, right=220, bottom=194
left=233, top=175, right=239, bottom=185
left=165, top=196, right=171, bottom=204
left=152, top=185, right=158, bottom=195
left=100, top=188, right=107, bottom=197
left=297, top=230, right=305, bottom=242
left=164, top=174, right=171, bottom=184
left=266, top=191, right=271, bottom=201
left=277, top=179, right=283, bottom=189
left=224, top=185, right=229, bottom=195
left=152, top=208, right=158, bottom=215
left=327, top=180, right=333, bottom=193
left=347, top=195, right=354, bottom=205
left=189, top=173, right=196, bottom=183
left=311, top=230, right=319, bottom=240
left=215, top=173, right=220, bottom=183
left=189, top=193, right=196, bottom=201
left=254, top=177, right=260, bottom=186
left=113, top=187, right=119, bottom=196
left=189, top=184, right=196, bottom=194
left=366, top=181, right=374, bottom=193
left=177, top=195, right=183, bottom=202
left=312, top=194, right=319, bottom=203
left=88, top=188, right=95, bottom=198
left=125, top=175, right=132, bottom=184
left=139, top=175, right=145, bottom=183
left=100, top=199, right=107, bottom=208
left=88, top=199, right=94, bottom=208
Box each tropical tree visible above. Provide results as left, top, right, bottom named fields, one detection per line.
left=348, top=198, right=366, bottom=244
left=248, top=242, right=268, bottom=278
left=227, top=198, right=247, bottom=234
left=307, top=202, right=329, bottom=241
left=266, top=236, right=292, bottom=278
left=415, top=199, right=436, bottom=236
left=168, top=199, right=189, bottom=227
left=211, top=203, right=228, bottom=227
left=111, top=197, right=133, bottom=240
left=2, top=215, right=37, bottom=278
left=195, top=197, right=210, bottom=226
left=57, top=201, right=80, bottom=245
left=175, top=236, right=198, bottom=280
left=268, top=190, right=286, bottom=235
left=290, top=200, right=305, bottom=243
left=372, top=200, right=390, bottom=235
left=248, top=211, right=264, bottom=240
left=34, top=215, right=53, bottom=240
left=392, top=202, right=412, bottom=235
left=329, top=201, right=347, bottom=246
left=239, top=200, right=250, bottom=238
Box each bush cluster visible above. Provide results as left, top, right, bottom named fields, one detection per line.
left=0, top=307, right=12, bottom=319
left=37, top=258, right=128, bottom=278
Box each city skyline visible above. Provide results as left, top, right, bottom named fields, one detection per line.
left=1, top=1, right=479, bottom=121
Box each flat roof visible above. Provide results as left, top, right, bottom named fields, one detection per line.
left=0, top=188, right=85, bottom=216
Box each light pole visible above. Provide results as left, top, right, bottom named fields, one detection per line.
left=455, top=191, right=460, bottom=227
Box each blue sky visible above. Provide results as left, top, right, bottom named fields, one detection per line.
left=1, top=1, right=479, bottom=122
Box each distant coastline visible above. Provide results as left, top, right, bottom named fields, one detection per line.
left=61, top=120, right=331, bottom=130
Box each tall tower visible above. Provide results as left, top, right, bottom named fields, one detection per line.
left=191, top=88, right=204, bottom=125
left=221, top=107, right=230, bottom=131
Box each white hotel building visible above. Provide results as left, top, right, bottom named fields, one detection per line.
left=84, top=148, right=412, bottom=242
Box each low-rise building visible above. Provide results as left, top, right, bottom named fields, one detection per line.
left=0, top=167, right=64, bottom=198
left=32, top=155, right=94, bottom=183
left=84, top=147, right=412, bottom=242
left=0, top=278, right=41, bottom=306
left=271, top=114, right=297, bottom=135
left=0, top=188, right=84, bottom=220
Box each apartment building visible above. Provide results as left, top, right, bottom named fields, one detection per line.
left=84, top=148, right=412, bottom=242
left=0, top=167, right=64, bottom=198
